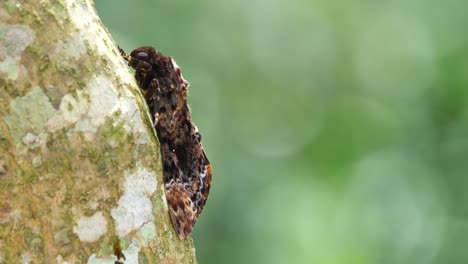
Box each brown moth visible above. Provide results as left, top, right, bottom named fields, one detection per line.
left=120, top=46, right=212, bottom=239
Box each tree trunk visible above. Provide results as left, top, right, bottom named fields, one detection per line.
left=0, top=0, right=197, bottom=263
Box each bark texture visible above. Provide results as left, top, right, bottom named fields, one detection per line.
left=0, top=0, right=197, bottom=263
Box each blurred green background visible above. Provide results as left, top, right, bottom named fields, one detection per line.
left=95, top=1, right=468, bottom=263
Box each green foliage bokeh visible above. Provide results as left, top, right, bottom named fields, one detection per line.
left=96, top=0, right=468, bottom=263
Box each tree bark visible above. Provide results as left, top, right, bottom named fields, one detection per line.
left=0, top=0, right=197, bottom=263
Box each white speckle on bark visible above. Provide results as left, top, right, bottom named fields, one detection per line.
left=111, top=168, right=157, bottom=237
left=55, top=255, right=71, bottom=264
left=0, top=24, right=35, bottom=80
left=73, top=212, right=107, bottom=243
left=22, top=133, right=37, bottom=145
left=32, top=156, right=42, bottom=167
left=87, top=254, right=117, bottom=264
left=89, top=201, right=99, bottom=210
left=20, top=252, right=31, bottom=264
left=31, top=225, right=40, bottom=234
left=20, top=132, right=48, bottom=151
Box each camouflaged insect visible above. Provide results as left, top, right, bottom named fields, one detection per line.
left=120, top=46, right=212, bottom=239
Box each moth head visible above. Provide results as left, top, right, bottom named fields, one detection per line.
left=119, top=47, right=156, bottom=71
left=130, top=46, right=156, bottom=64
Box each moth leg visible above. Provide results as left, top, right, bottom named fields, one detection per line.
left=154, top=112, right=160, bottom=126
left=118, top=46, right=130, bottom=61
left=143, top=78, right=162, bottom=126
left=135, top=61, right=152, bottom=82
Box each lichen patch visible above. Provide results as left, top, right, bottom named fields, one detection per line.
left=87, top=241, right=140, bottom=264
left=0, top=24, right=35, bottom=80
left=46, top=74, right=119, bottom=140
left=111, top=168, right=157, bottom=237
left=111, top=193, right=153, bottom=238
left=87, top=254, right=117, bottom=264
left=0, top=24, right=35, bottom=59
left=0, top=57, right=19, bottom=80
left=4, top=87, right=55, bottom=144
left=122, top=243, right=140, bottom=264
left=138, top=221, right=157, bottom=245
left=65, top=0, right=134, bottom=86
left=73, top=211, right=107, bottom=243
left=116, top=94, right=149, bottom=145
left=46, top=74, right=149, bottom=143
left=46, top=89, right=89, bottom=131
left=53, top=32, right=86, bottom=60
left=124, top=167, right=157, bottom=196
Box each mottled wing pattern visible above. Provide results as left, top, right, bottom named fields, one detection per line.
left=120, top=46, right=212, bottom=239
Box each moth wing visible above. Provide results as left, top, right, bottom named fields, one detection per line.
left=198, top=160, right=212, bottom=212
left=166, top=184, right=197, bottom=240
left=165, top=161, right=212, bottom=240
